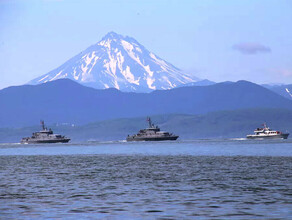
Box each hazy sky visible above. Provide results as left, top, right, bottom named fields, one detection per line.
left=1, top=0, right=292, bottom=89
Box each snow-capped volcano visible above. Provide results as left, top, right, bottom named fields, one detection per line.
left=30, top=32, right=199, bottom=92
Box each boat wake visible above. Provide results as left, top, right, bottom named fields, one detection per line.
left=228, top=138, right=247, bottom=141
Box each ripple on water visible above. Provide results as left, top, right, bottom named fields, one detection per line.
left=0, top=155, right=291, bottom=219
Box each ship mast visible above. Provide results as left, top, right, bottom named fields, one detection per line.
left=147, top=117, right=153, bottom=128
left=263, top=122, right=268, bottom=130
left=40, top=120, right=45, bottom=130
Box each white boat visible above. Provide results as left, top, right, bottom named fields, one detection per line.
left=246, top=123, right=289, bottom=139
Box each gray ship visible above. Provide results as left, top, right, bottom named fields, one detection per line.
left=126, top=117, right=179, bottom=141
left=21, top=121, right=70, bottom=144
left=246, top=123, right=289, bottom=139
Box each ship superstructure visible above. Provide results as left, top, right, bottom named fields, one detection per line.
left=126, top=117, right=179, bottom=141
left=21, top=121, right=70, bottom=144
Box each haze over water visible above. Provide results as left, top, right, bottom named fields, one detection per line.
left=1, top=140, right=292, bottom=219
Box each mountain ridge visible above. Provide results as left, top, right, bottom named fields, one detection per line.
left=1, top=79, right=292, bottom=128
left=262, top=84, right=292, bottom=100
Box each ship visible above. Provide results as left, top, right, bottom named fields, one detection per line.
left=21, top=120, right=70, bottom=144
left=246, top=123, right=289, bottom=139
left=126, top=117, right=179, bottom=141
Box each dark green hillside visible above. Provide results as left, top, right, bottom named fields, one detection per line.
left=1, top=108, right=292, bottom=143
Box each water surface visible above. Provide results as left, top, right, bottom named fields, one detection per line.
left=0, top=140, right=291, bottom=219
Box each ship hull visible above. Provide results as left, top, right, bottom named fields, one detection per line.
left=126, top=136, right=179, bottom=142
left=246, top=133, right=289, bottom=140
left=21, top=138, right=70, bottom=144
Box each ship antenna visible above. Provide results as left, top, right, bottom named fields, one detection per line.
left=40, top=120, right=45, bottom=130
left=147, top=117, right=152, bottom=128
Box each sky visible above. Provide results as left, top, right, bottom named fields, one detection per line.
left=0, top=0, right=292, bottom=89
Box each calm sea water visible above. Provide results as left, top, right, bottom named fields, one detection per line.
left=0, top=139, right=291, bottom=219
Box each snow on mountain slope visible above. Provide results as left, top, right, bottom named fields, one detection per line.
left=29, top=32, right=199, bottom=92
left=286, top=88, right=292, bottom=98
left=263, top=84, right=292, bottom=100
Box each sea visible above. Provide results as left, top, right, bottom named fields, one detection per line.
left=0, top=139, right=291, bottom=219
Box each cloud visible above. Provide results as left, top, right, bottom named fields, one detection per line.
left=232, top=43, right=271, bottom=55
left=276, top=69, right=292, bottom=77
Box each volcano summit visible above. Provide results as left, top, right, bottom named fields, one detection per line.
left=29, top=32, right=199, bottom=92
